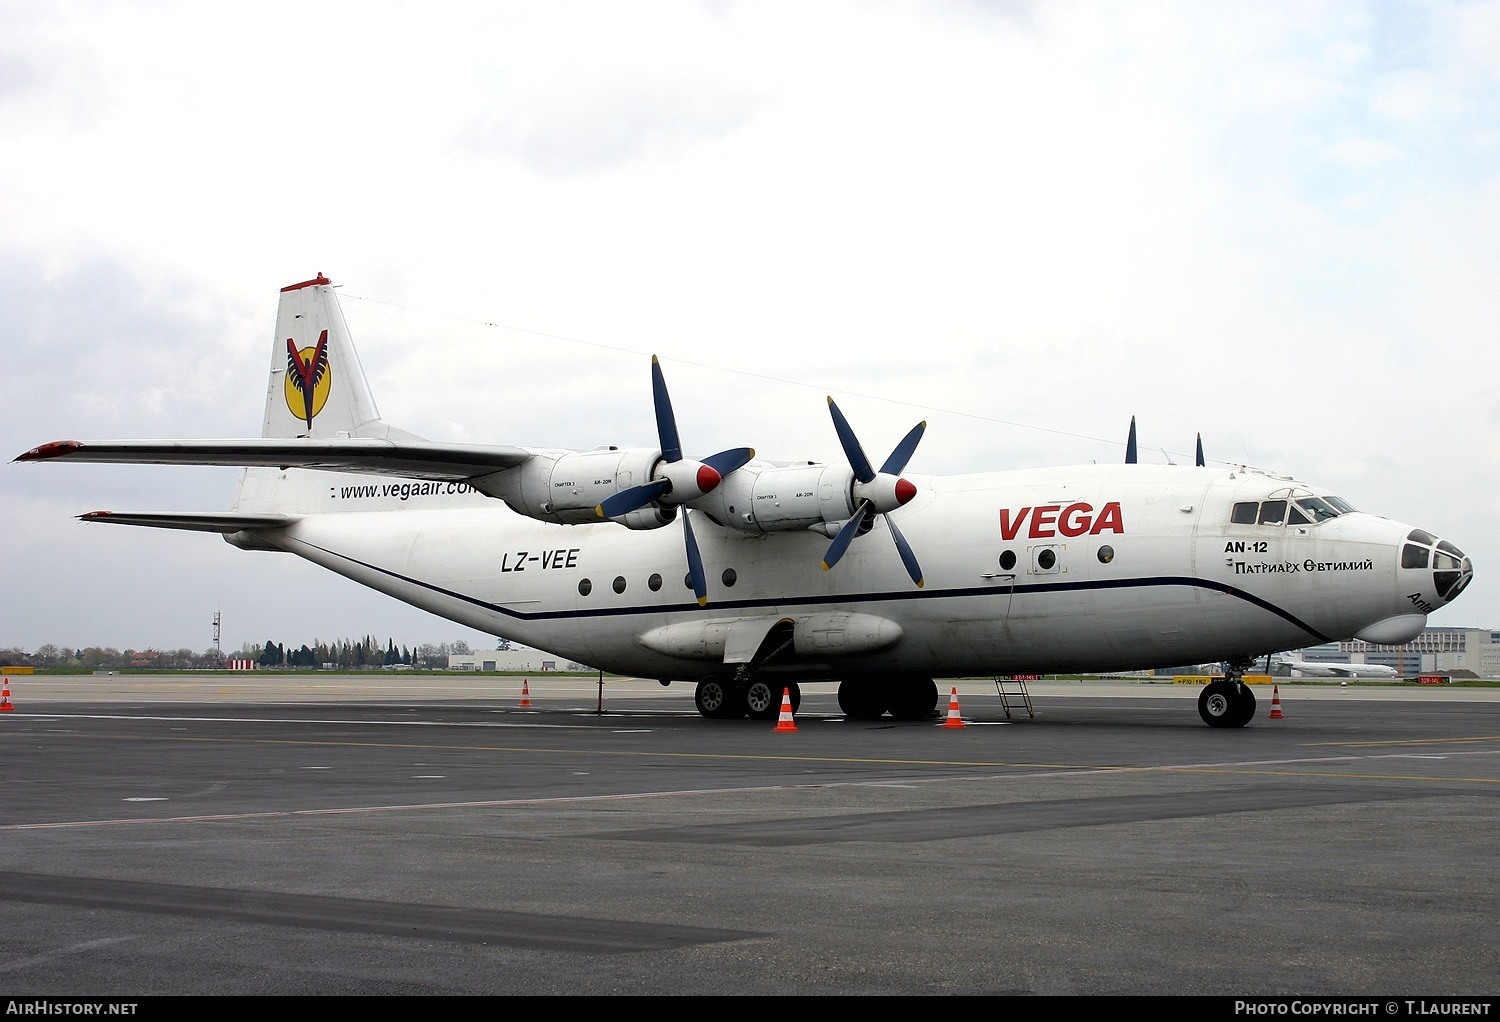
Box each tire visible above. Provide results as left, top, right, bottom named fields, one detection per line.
left=888, top=676, right=939, bottom=720
left=1231, top=684, right=1256, bottom=727
left=744, top=678, right=779, bottom=721
left=695, top=676, right=744, bottom=719
left=1199, top=680, right=1255, bottom=728
left=783, top=682, right=802, bottom=715
left=838, top=678, right=889, bottom=720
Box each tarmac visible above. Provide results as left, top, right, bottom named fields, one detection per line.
left=1, top=673, right=1497, bottom=998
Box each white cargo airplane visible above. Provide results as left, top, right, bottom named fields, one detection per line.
left=1278, top=659, right=1402, bottom=679
left=15, top=274, right=1475, bottom=728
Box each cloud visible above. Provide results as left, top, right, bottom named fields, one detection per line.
left=458, top=74, right=767, bottom=177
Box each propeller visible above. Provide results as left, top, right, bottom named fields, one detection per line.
left=1195, top=433, right=1205, bottom=468
left=821, top=398, right=925, bottom=587
left=596, top=356, right=753, bottom=606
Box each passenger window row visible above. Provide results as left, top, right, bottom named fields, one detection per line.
left=577, top=568, right=740, bottom=597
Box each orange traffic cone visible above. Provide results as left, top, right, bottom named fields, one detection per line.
left=773, top=688, right=797, bottom=732
left=942, top=687, right=964, bottom=728
left=519, top=678, right=532, bottom=707
left=0, top=678, right=13, bottom=712
left=1268, top=685, right=1284, bottom=719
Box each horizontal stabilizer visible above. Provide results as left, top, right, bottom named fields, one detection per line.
left=16, top=438, right=531, bottom=481
left=78, top=510, right=296, bottom=533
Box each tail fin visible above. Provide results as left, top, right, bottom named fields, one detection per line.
left=263, top=274, right=389, bottom=439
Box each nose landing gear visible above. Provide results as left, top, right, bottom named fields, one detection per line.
left=1198, top=657, right=1258, bottom=728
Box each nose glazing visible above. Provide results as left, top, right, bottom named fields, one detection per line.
left=1401, top=529, right=1473, bottom=604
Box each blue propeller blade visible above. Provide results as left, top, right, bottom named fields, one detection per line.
left=701, top=447, right=755, bottom=477
left=827, top=398, right=875, bottom=483
left=1125, top=416, right=1138, bottom=465
left=682, top=511, right=708, bottom=606
left=1195, top=433, right=1204, bottom=468
left=821, top=500, right=872, bottom=571
left=885, top=515, right=924, bottom=588
left=651, top=356, right=683, bottom=464
left=597, top=478, right=671, bottom=519
left=880, top=421, right=926, bottom=476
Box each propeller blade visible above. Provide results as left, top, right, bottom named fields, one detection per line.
left=1195, top=433, right=1205, bottom=468
left=650, top=356, right=683, bottom=463
left=821, top=500, right=872, bottom=571
left=597, top=478, right=671, bottom=519
left=827, top=398, right=875, bottom=483
left=682, top=510, right=708, bottom=606
left=885, top=514, right=924, bottom=587
left=879, top=421, right=926, bottom=476
left=701, top=447, right=755, bottom=477
left=1125, top=416, right=1138, bottom=465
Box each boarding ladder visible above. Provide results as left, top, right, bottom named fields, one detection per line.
left=993, top=676, right=1036, bottom=719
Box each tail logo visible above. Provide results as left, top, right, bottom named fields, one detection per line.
left=284, top=331, right=331, bottom=428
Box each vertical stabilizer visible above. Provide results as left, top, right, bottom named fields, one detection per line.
left=263, top=274, right=382, bottom=439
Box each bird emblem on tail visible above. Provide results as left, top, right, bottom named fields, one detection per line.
left=284, top=330, right=331, bottom=429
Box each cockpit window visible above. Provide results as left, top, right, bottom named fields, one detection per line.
left=1231, top=502, right=1259, bottom=525
left=1407, top=528, right=1436, bottom=545
left=1287, top=505, right=1312, bottom=526
left=1402, top=544, right=1429, bottom=569
left=1324, top=496, right=1358, bottom=514
left=1295, top=497, right=1341, bottom=522
left=1257, top=500, right=1287, bottom=526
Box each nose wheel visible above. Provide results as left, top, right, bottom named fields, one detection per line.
left=1198, top=661, right=1258, bottom=728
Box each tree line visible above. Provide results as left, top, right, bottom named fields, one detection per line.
left=0, top=638, right=496, bottom=671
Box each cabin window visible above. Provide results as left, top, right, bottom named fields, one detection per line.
left=1231, top=502, right=1259, bottom=525
left=612, top=576, right=627, bottom=594
left=578, top=579, right=593, bottom=596
left=1258, top=500, right=1287, bottom=526
left=998, top=550, right=1016, bottom=570
left=683, top=573, right=694, bottom=590
left=1097, top=545, right=1114, bottom=564
left=722, top=568, right=738, bottom=587
left=648, top=573, right=663, bottom=592
left=1402, top=545, right=1429, bottom=569
left=1036, top=548, right=1056, bottom=570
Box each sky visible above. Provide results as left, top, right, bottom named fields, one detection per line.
left=2, top=0, right=1497, bottom=654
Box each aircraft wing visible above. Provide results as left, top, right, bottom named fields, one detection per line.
left=14, top=438, right=531, bottom=481
left=77, top=511, right=296, bottom=533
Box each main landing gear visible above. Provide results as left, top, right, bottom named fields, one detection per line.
left=837, top=675, right=940, bottom=721
left=1198, top=657, right=1257, bottom=728
left=694, top=674, right=801, bottom=721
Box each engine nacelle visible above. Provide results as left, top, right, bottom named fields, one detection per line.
left=691, top=461, right=856, bottom=534
left=475, top=447, right=662, bottom=525
left=609, top=505, right=678, bottom=531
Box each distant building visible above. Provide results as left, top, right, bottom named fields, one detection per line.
left=1293, top=627, right=1500, bottom=678
left=447, top=648, right=592, bottom=672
